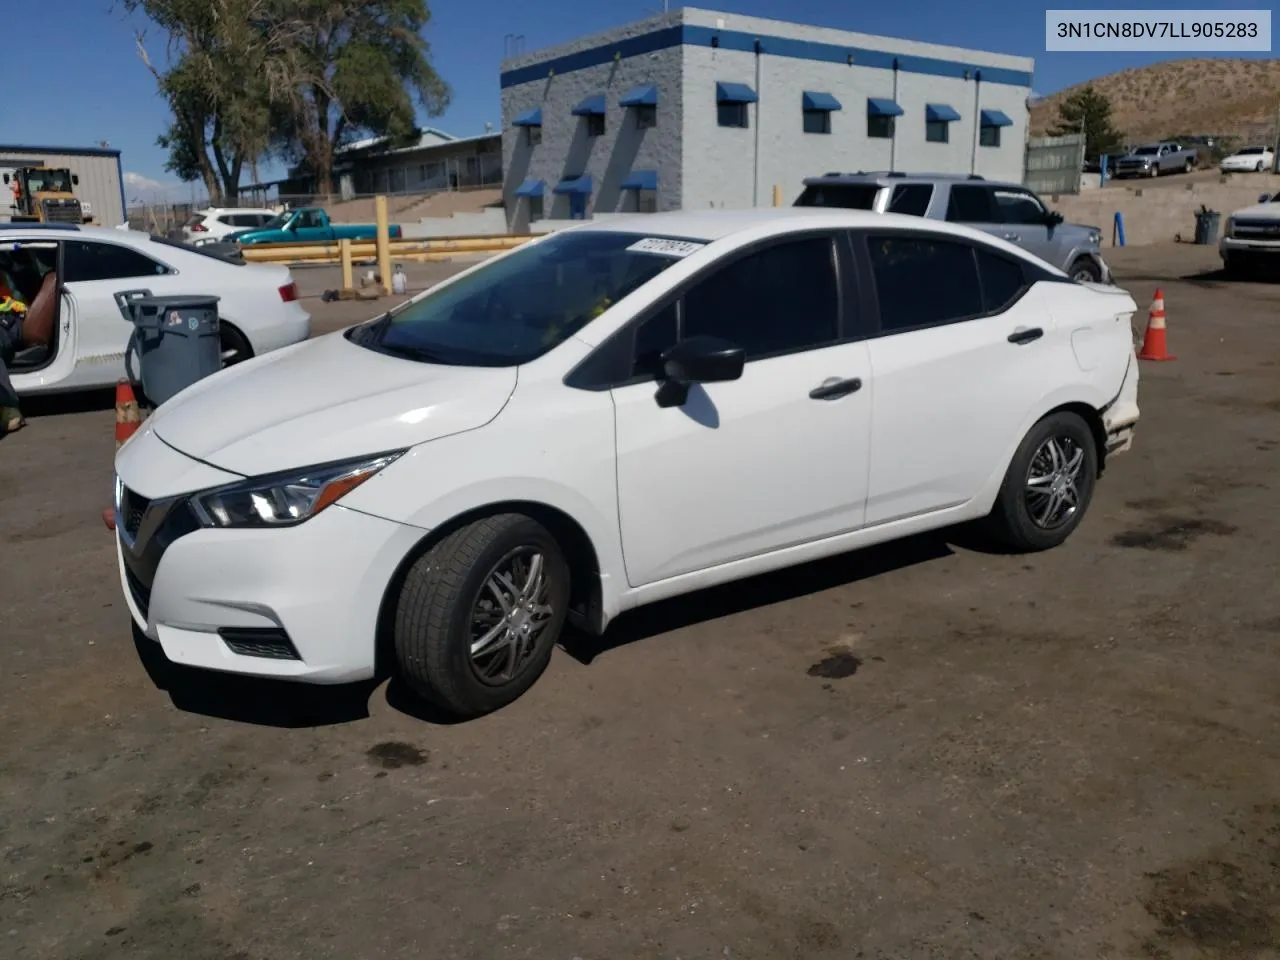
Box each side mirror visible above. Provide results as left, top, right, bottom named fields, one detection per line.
left=72, top=175, right=79, bottom=186
left=1045, top=210, right=1064, bottom=227
left=655, top=335, right=745, bottom=408
left=1260, top=193, right=1272, bottom=204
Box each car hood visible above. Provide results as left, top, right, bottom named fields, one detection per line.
left=149, top=332, right=517, bottom=476
left=1228, top=202, right=1278, bottom=220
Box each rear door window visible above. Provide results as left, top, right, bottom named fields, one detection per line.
left=976, top=248, right=1027, bottom=313
left=944, top=185, right=995, bottom=223
left=866, top=235, right=983, bottom=332
left=887, top=184, right=934, bottom=217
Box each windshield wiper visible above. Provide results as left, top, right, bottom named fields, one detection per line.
left=353, top=310, right=393, bottom=345
left=382, top=344, right=455, bottom=365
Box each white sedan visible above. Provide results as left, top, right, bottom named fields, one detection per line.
left=7, top=224, right=310, bottom=396
left=113, top=209, right=1141, bottom=719
left=1219, top=146, right=1275, bottom=174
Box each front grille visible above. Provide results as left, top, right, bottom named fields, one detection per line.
left=122, top=488, right=151, bottom=538
left=41, top=200, right=82, bottom=223
left=123, top=560, right=152, bottom=621
left=1233, top=220, right=1280, bottom=240
left=219, top=627, right=301, bottom=661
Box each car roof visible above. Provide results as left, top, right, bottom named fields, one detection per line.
left=800, top=172, right=1027, bottom=191
left=561, top=209, right=1065, bottom=274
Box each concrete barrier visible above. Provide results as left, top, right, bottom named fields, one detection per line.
left=1052, top=173, right=1280, bottom=246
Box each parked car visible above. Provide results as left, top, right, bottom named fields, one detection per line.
left=1111, top=142, right=1197, bottom=179
left=113, top=209, right=1141, bottom=719
left=794, top=172, right=1111, bottom=283
left=1219, top=146, right=1276, bottom=174
left=1220, top=191, right=1280, bottom=276
left=226, top=207, right=404, bottom=246
left=6, top=224, right=310, bottom=396
left=183, top=207, right=279, bottom=243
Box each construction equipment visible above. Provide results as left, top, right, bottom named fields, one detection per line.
left=4, top=166, right=90, bottom=225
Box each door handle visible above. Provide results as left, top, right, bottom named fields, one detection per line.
left=809, top=376, right=862, bottom=400
left=1002, top=232, right=1020, bottom=242
left=1007, top=327, right=1044, bottom=345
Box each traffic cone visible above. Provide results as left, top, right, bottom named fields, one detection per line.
left=1137, top=288, right=1176, bottom=361
left=115, top=379, right=142, bottom=448
left=103, top=507, right=115, bottom=531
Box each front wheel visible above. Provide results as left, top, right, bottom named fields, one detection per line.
left=983, top=412, right=1098, bottom=552
left=218, top=323, right=254, bottom=368
left=1257, top=161, right=1266, bottom=173
left=393, top=514, right=570, bottom=718
left=1069, top=257, right=1102, bottom=283
left=1149, top=164, right=1159, bottom=178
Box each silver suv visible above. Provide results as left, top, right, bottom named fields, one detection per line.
left=795, top=172, right=1111, bottom=283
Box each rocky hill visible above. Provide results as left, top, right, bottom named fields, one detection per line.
left=1030, top=58, right=1280, bottom=147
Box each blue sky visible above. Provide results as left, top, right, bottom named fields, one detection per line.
left=8, top=0, right=1274, bottom=200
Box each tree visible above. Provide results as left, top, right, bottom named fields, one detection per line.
left=261, top=0, right=451, bottom=197
left=122, top=0, right=274, bottom=202
left=1050, top=85, right=1125, bottom=161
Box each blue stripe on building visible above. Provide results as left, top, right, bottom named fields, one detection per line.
left=500, top=24, right=1033, bottom=90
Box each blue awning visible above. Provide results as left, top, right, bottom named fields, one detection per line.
left=716, top=81, right=758, bottom=104
left=980, top=109, right=1014, bottom=127
left=512, top=107, right=542, bottom=127
left=620, top=169, right=658, bottom=191
left=553, top=175, right=593, bottom=195
left=572, top=94, right=606, bottom=116
left=867, top=98, right=904, bottom=117
left=925, top=103, right=961, bottom=123
left=619, top=84, right=658, bottom=107
left=514, top=179, right=545, bottom=198
left=802, top=91, right=843, bottom=112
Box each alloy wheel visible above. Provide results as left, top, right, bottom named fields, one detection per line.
left=468, top=547, right=555, bottom=685
left=1024, top=435, right=1086, bottom=530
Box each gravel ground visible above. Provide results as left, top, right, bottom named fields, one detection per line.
left=2, top=243, right=1278, bottom=960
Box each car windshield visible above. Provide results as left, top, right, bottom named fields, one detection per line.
left=350, top=230, right=692, bottom=366
left=1134, top=147, right=1160, bottom=156
left=255, top=213, right=288, bottom=230
left=794, top=183, right=880, bottom=209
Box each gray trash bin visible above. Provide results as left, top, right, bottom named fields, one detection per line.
left=119, top=294, right=222, bottom=406
left=1193, top=208, right=1221, bottom=245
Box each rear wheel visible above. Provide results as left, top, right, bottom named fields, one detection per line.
left=1184, top=158, right=1194, bottom=174
left=393, top=514, right=570, bottom=718
left=984, top=412, right=1098, bottom=552
left=218, top=323, right=253, bottom=368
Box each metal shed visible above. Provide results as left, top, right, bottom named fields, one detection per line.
left=0, top=143, right=125, bottom=227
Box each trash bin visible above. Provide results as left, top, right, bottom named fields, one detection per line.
left=118, top=294, right=222, bottom=406
left=1193, top=207, right=1221, bottom=245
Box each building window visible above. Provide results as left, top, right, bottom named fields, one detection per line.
left=926, top=120, right=950, bottom=143
left=635, top=105, right=656, bottom=130
left=867, top=115, right=894, bottom=139
left=803, top=110, right=831, bottom=135
left=636, top=189, right=657, bottom=213
left=979, top=125, right=1001, bottom=148
left=526, top=126, right=541, bottom=146
left=587, top=114, right=605, bottom=137
left=717, top=102, right=749, bottom=128
left=529, top=195, right=544, bottom=220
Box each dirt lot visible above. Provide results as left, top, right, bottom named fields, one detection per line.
left=2, top=244, right=1279, bottom=960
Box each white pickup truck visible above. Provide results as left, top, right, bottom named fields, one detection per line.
left=1221, top=191, right=1280, bottom=276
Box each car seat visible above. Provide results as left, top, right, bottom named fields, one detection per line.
left=12, top=270, right=57, bottom=367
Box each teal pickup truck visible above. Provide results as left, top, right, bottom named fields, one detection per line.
left=226, top=207, right=403, bottom=246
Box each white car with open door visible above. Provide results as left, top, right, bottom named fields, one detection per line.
left=113, top=209, right=1140, bottom=719
left=4, top=224, right=310, bottom=397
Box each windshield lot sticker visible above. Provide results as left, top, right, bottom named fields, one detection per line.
left=627, top=237, right=705, bottom=258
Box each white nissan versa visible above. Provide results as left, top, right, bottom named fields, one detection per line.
left=113, top=209, right=1141, bottom=719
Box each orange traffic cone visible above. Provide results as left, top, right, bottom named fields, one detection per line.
left=115, top=379, right=142, bottom=448
left=1137, top=288, right=1176, bottom=361
left=103, top=507, right=115, bottom=531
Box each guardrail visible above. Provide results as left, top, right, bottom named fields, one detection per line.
left=238, top=233, right=534, bottom=265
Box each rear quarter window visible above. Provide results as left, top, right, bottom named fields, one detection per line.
left=867, top=235, right=983, bottom=332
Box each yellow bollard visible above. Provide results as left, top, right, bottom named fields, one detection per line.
left=375, top=195, right=392, bottom=296
left=339, top=238, right=353, bottom=291
left=773, top=184, right=782, bottom=207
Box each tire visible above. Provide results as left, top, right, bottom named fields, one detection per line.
left=1257, top=161, right=1265, bottom=173
left=219, top=323, right=254, bottom=369
left=1069, top=257, right=1102, bottom=283
left=1149, top=164, right=1159, bottom=178
left=393, top=514, right=570, bottom=718
left=983, top=411, right=1098, bottom=552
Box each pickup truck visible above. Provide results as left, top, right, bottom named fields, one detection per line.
left=1220, top=191, right=1280, bottom=277
left=226, top=207, right=403, bottom=246
left=1112, top=142, right=1198, bottom=179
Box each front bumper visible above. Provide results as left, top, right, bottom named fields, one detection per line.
left=1219, top=237, right=1280, bottom=260
left=115, top=441, right=426, bottom=684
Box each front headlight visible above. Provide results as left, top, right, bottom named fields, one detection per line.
left=1088, top=229, right=1102, bottom=245
left=189, top=451, right=405, bottom=529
